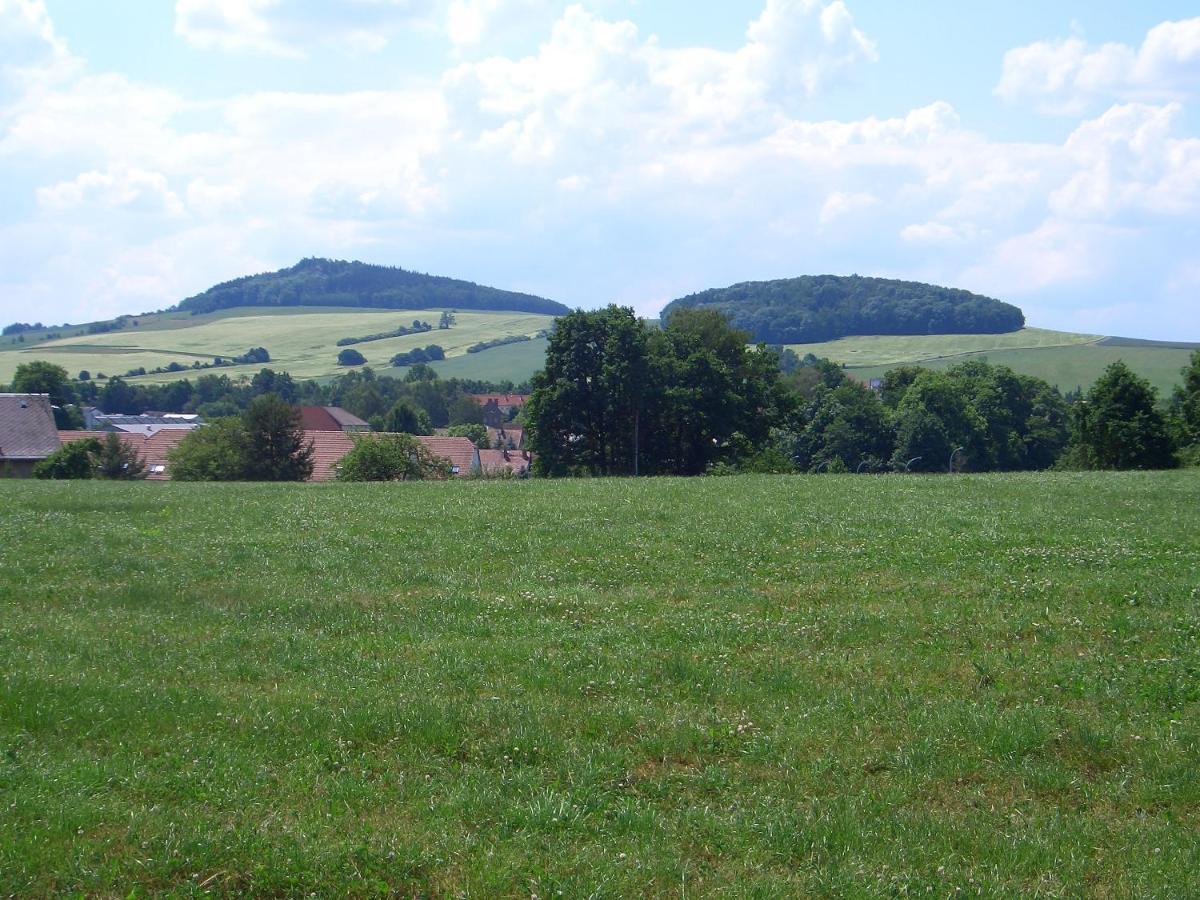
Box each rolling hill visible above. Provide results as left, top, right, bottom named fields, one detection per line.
left=0, top=307, right=556, bottom=386
left=177, top=258, right=571, bottom=317
left=662, top=274, right=1024, bottom=343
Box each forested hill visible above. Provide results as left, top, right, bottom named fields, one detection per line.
left=661, top=275, right=1025, bottom=343
left=175, top=259, right=571, bottom=317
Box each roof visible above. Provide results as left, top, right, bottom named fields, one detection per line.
left=58, top=429, right=190, bottom=480
left=488, top=425, right=525, bottom=449
left=0, top=394, right=60, bottom=461
left=306, top=431, right=355, bottom=481
left=300, top=406, right=370, bottom=431
left=479, top=448, right=533, bottom=475
left=415, top=436, right=480, bottom=476
left=471, top=394, right=529, bottom=408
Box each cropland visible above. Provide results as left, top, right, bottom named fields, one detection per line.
left=789, top=328, right=1200, bottom=396
left=0, top=307, right=555, bottom=386
left=1, top=472, right=1198, bottom=895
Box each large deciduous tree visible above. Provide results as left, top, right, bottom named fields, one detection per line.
left=12, top=361, right=83, bottom=428
left=528, top=306, right=788, bottom=476
left=1072, top=362, right=1175, bottom=470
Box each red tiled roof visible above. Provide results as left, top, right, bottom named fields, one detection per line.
left=479, top=448, right=533, bottom=475
left=58, top=429, right=189, bottom=480
left=415, top=436, right=480, bottom=476
left=470, top=394, right=529, bottom=408
left=1, top=394, right=60, bottom=460
left=306, top=431, right=355, bottom=481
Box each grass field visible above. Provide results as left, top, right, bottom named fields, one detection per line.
left=2, top=473, right=1198, bottom=895
left=0, top=307, right=555, bottom=386
left=788, top=328, right=1198, bottom=396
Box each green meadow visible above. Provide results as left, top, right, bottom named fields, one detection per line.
left=788, top=328, right=1199, bottom=396
left=2, top=472, right=1198, bottom=896
left=0, top=307, right=555, bottom=386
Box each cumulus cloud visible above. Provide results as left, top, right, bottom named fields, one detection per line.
left=3, top=2, right=1200, bottom=336
left=996, top=17, right=1200, bottom=113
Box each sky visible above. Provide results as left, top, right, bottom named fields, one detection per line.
left=1, top=1, right=1198, bottom=338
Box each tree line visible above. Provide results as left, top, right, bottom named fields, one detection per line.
left=527, top=306, right=1200, bottom=476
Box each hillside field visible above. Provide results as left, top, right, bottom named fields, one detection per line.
left=0, top=307, right=555, bottom=386
left=2, top=473, right=1198, bottom=895
left=788, top=328, right=1199, bottom=396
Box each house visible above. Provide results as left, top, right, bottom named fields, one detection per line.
left=309, top=432, right=480, bottom=481
left=0, top=394, right=60, bottom=477
left=487, top=425, right=525, bottom=451
left=58, top=429, right=190, bottom=479
left=479, top=448, right=533, bottom=477
left=471, top=394, right=528, bottom=427
left=300, top=406, right=371, bottom=433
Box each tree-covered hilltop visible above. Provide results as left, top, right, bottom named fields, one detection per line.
left=175, top=258, right=571, bottom=317
left=660, top=275, right=1025, bottom=343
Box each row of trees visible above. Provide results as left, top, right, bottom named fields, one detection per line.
left=527, top=306, right=1200, bottom=476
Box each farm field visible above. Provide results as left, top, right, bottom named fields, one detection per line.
left=2, top=473, right=1198, bottom=895
left=0, top=307, right=555, bottom=386
left=788, top=328, right=1199, bottom=396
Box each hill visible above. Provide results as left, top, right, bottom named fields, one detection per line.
left=176, top=258, right=571, bottom=317
left=661, top=275, right=1024, bottom=343
left=785, top=328, right=1200, bottom=396
left=3, top=473, right=1197, bottom=894
left=0, top=307, right=555, bottom=386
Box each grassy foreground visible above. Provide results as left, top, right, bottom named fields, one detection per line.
left=1, top=473, right=1198, bottom=896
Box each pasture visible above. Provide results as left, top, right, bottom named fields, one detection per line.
left=788, top=328, right=1198, bottom=396
left=1, top=472, right=1198, bottom=895
left=0, top=307, right=555, bottom=386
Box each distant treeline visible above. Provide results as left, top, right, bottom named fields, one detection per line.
left=175, top=258, right=571, bottom=317
left=390, top=345, right=446, bottom=367
left=466, top=333, right=545, bottom=354
left=661, top=275, right=1025, bottom=343
left=338, top=321, right=433, bottom=347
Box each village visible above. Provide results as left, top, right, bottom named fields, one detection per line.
left=0, top=392, right=533, bottom=481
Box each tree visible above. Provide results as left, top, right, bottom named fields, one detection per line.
left=33, top=439, right=99, bottom=479
left=167, top=419, right=249, bottom=481
left=891, top=371, right=986, bottom=472
left=1072, top=361, right=1175, bottom=470
left=99, top=377, right=140, bottom=414
left=337, top=348, right=366, bottom=366
left=12, top=361, right=82, bottom=428
left=93, top=432, right=147, bottom=480
left=379, top=400, right=432, bottom=435
left=337, top=434, right=451, bottom=481
left=527, top=306, right=649, bottom=476
left=241, top=394, right=313, bottom=481
left=1172, top=350, right=1200, bottom=452
left=446, top=423, right=490, bottom=449
left=793, top=382, right=893, bottom=472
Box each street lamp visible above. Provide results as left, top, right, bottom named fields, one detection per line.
left=949, top=446, right=965, bottom=473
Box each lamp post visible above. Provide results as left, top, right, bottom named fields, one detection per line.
left=949, top=446, right=965, bottom=474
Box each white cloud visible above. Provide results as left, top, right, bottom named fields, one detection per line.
left=174, top=0, right=440, bottom=57
left=819, top=190, right=876, bottom=225
left=2, top=1, right=1199, bottom=338
left=997, top=17, right=1200, bottom=113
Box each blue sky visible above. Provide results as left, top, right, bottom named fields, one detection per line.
left=2, top=1, right=1199, bottom=338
